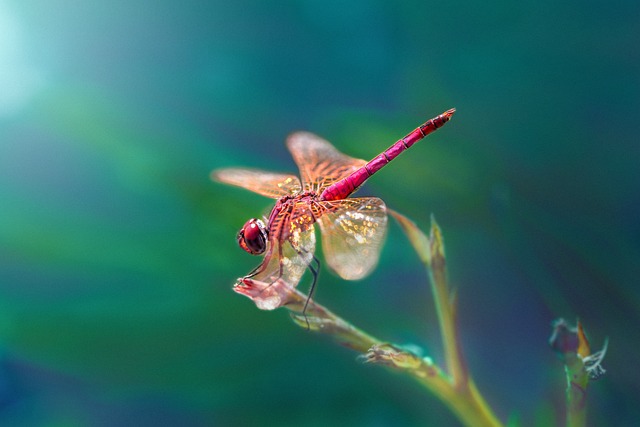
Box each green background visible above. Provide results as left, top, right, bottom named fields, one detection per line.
left=1, top=0, right=638, bottom=425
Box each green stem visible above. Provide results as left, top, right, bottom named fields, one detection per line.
left=443, top=380, right=504, bottom=427
left=431, top=279, right=462, bottom=381
left=288, top=290, right=382, bottom=352
left=288, top=287, right=503, bottom=427
left=564, top=358, right=588, bottom=427
left=428, top=226, right=468, bottom=386
left=281, top=210, right=506, bottom=427
left=389, top=210, right=504, bottom=426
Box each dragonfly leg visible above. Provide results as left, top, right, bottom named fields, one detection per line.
left=245, top=243, right=285, bottom=296
left=243, top=261, right=266, bottom=280
left=240, top=246, right=278, bottom=292
left=260, top=241, right=299, bottom=292
left=300, top=254, right=321, bottom=329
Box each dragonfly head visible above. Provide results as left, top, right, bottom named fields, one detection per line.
left=237, top=218, right=268, bottom=255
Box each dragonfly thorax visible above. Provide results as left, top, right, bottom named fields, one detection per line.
left=237, top=218, right=268, bottom=255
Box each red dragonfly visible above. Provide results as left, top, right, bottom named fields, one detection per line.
left=213, top=108, right=455, bottom=308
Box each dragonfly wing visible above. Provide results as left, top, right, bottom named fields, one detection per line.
left=317, top=197, right=387, bottom=280
left=286, top=132, right=366, bottom=193
left=251, top=225, right=316, bottom=288
left=212, top=168, right=301, bottom=199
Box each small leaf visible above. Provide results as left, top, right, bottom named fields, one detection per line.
left=233, top=277, right=300, bottom=311
left=549, top=318, right=579, bottom=357
left=428, top=216, right=449, bottom=295
left=576, top=321, right=591, bottom=359
left=429, top=215, right=446, bottom=272
left=361, top=343, right=422, bottom=369
left=389, top=209, right=431, bottom=266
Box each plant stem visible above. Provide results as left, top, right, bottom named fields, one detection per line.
left=564, top=358, right=588, bottom=427
left=389, top=210, right=504, bottom=426
left=289, top=286, right=503, bottom=427
left=549, top=319, right=607, bottom=427
left=427, top=217, right=468, bottom=386
left=288, top=293, right=382, bottom=352
left=390, top=210, right=470, bottom=383
left=443, top=380, right=504, bottom=427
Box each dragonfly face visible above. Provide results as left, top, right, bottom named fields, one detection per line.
left=237, top=218, right=268, bottom=255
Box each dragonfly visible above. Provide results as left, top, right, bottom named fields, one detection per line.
left=213, top=108, right=455, bottom=309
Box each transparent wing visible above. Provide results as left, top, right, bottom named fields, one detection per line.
left=286, top=132, right=366, bottom=193
left=212, top=168, right=301, bottom=199
left=251, top=225, right=316, bottom=288
left=317, top=197, right=388, bottom=280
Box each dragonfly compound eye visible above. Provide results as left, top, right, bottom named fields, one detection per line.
left=237, top=218, right=268, bottom=255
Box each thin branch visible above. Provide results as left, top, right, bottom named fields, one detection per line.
left=390, top=210, right=468, bottom=385
left=550, top=319, right=608, bottom=427
left=286, top=284, right=502, bottom=427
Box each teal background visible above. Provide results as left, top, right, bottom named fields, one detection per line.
left=1, top=0, right=638, bottom=426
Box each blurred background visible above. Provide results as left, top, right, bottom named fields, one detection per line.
left=1, top=0, right=638, bottom=425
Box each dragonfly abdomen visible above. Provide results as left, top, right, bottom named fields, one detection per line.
left=320, top=108, right=455, bottom=201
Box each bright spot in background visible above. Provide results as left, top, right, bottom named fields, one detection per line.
left=0, top=2, right=44, bottom=117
